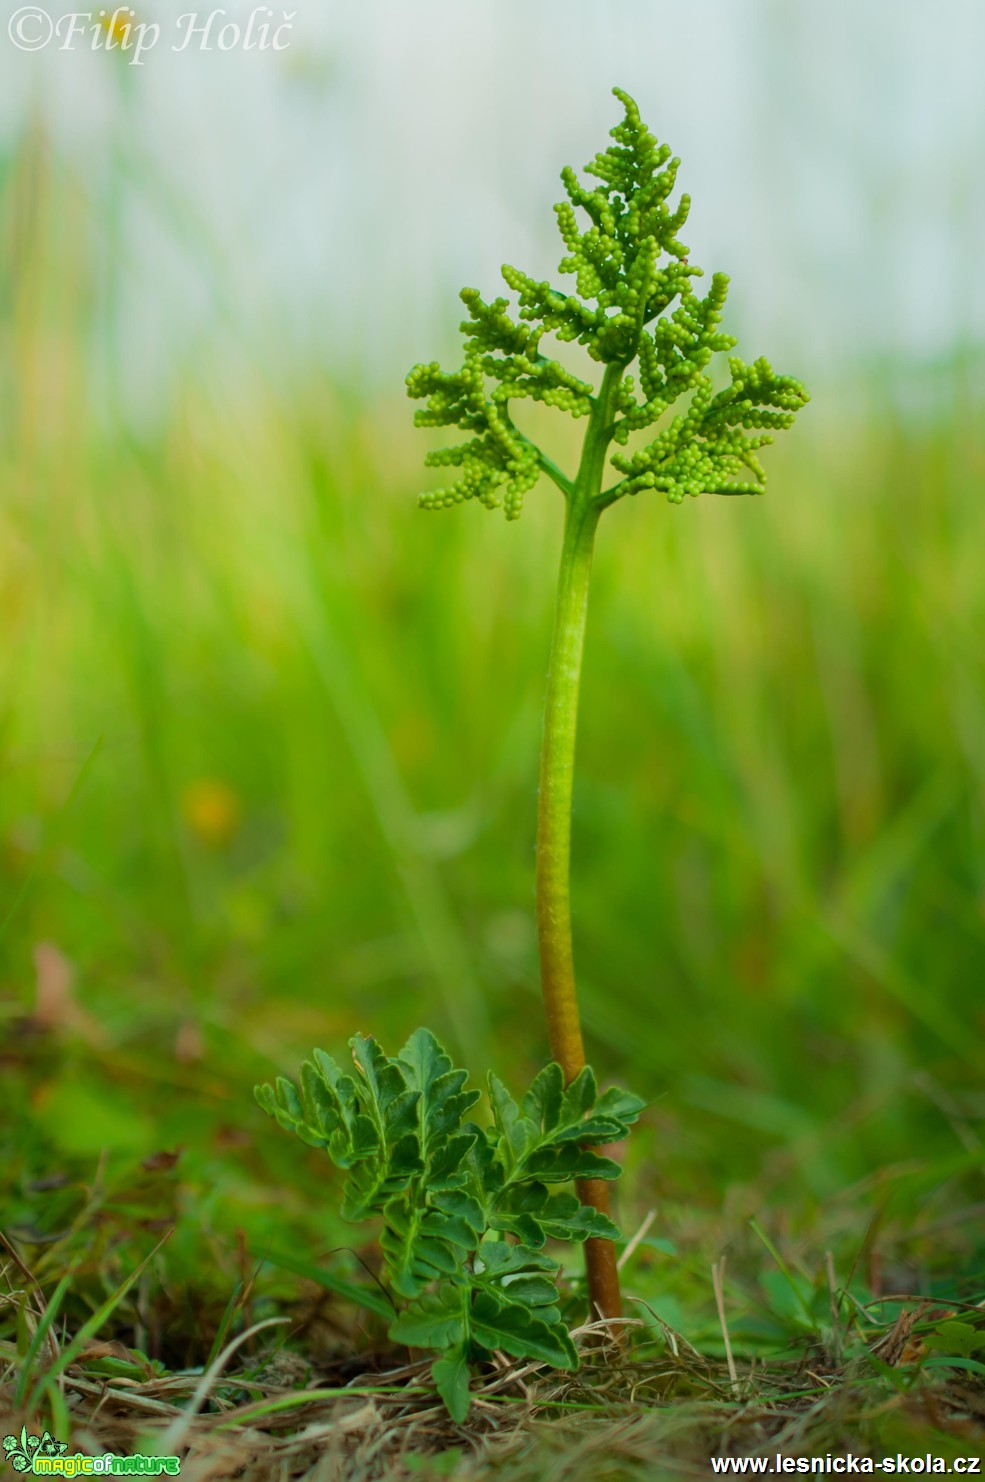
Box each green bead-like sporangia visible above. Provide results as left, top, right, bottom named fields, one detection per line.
left=408, top=87, right=808, bottom=520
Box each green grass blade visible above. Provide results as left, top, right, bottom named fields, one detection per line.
left=254, top=1246, right=393, bottom=1320
left=23, top=1234, right=171, bottom=1417
left=0, top=736, right=103, bottom=945
left=13, top=1267, right=76, bottom=1409
left=748, top=1219, right=816, bottom=1330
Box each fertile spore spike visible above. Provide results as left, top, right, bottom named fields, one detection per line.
left=408, top=88, right=808, bottom=1326
left=408, top=87, right=807, bottom=517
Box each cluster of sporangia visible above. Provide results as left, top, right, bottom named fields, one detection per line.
left=407, top=88, right=809, bottom=519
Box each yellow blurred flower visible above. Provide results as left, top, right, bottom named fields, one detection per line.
left=100, top=7, right=136, bottom=46
left=181, top=778, right=241, bottom=848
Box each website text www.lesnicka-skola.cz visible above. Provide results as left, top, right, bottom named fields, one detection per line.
left=709, top=1457, right=982, bottom=1475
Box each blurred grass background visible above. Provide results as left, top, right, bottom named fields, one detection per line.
left=2, top=9, right=984, bottom=1369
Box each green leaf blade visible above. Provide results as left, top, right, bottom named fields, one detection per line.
left=389, top=1284, right=467, bottom=1352
left=470, top=1292, right=578, bottom=1370
left=432, top=1345, right=472, bottom=1423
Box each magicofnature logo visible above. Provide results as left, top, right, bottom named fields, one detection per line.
left=2, top=1431, right=180, bottom=1476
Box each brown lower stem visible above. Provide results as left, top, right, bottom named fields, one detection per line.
left=577, top=1178, right=623, bottom=1324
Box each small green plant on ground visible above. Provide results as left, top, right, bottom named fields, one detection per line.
left=255, top=1028, right=642, bottom=1420
left=257, top=86, right=806, bottom=1415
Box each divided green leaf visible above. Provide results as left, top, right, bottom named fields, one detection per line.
left=255, top=1027, right=641, bottom=1420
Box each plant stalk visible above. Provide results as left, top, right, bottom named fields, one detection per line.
left=536, top=366, right=623, bottom=1325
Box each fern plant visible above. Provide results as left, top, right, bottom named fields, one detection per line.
left=407, top=88, right=808, bottom=1322
left=256, top=1029, right=642, bottom=1419
left=257, top=87, right=807, bottom=1414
